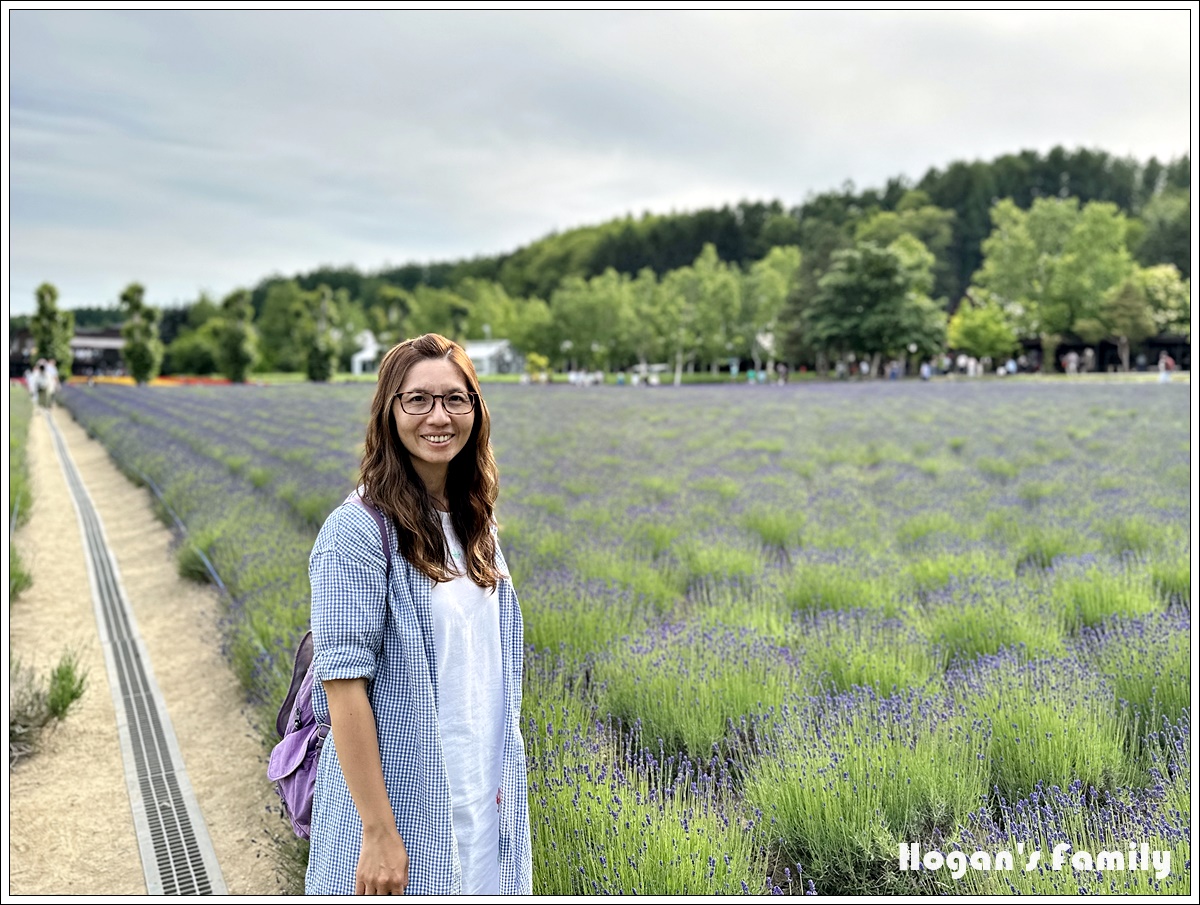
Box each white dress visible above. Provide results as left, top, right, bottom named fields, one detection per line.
left=429, top=510, right=505, bottom=894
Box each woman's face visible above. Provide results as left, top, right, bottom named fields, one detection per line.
left=391, top=357, right=476, bottom=489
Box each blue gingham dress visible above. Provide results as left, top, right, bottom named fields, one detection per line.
left=304, top=498, right=532, bottom=895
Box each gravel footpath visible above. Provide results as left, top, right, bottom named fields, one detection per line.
left=8, top=406, right=288, bottom=895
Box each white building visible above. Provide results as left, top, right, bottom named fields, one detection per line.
left=350, top=330, right=382, bottom=375
left=463, top=339, right=522, bottom=376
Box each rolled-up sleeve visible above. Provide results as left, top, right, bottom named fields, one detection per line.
left=309, top=505, right=390, bottom=687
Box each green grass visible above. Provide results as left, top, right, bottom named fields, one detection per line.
left=1098, top=515, right=1165, bottom=558
left=9, top=385, right=34, bottom=528
left=9, top=650, right=88, bottom=766
left=1077, top=614, right=1190, bottom=740
left=901, top=550, right=1007, bottom=598
left=975, top=456, right=1021, bottom=482
left=674, top=539, right=762, bottom=592
left=781, top=562, right=900, bottom=617
left=46, top=650, right=87, bottom=719
left=1013, top=525, right=1084, bottom=571
left=1148, top=550, right=1190, bottom=606
left=743, top=690, right=988, bottom=894
left=894, top=511, right=961, bottom=548
left=1051, top=567, right=1163, bottom=633
left=741, top=506, right=805, bottom=555
left=522, top=575, right=656, bottom=657
left=9, top=386, right=35, bottom=601
left=796, top=612, right=944, bottom=694
left=693, top=475, right=741, bottom=501
left=959, top=654, right=1133, bottom=801
left=592, top=625, right=799, bottom=759
left=525, top=677, right=769, bottom=895
left=920, top=583, right=1063, bottom=661
left=9, top=543, right=33, bottom=600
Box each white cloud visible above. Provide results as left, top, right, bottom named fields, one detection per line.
left=6, top=8, right=1192, bottom=315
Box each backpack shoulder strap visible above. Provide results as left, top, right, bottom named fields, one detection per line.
left=353, top=493, right=392, bottom=578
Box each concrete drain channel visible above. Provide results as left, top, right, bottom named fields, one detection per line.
left=48, top=412, right=227, bottom=895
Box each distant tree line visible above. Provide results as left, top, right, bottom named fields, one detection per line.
left=15, top=146, right=1189, bottom=381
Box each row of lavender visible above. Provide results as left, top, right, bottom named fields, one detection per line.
left=61, top=379, right=1191, bottom=894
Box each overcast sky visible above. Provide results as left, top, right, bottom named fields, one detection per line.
left=6, top=7, right=1194, bottom=316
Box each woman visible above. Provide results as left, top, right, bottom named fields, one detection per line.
left=305, top=334, right=531, bottom=895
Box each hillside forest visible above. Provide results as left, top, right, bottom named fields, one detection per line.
left=21, top=146, right=1191, bottom=381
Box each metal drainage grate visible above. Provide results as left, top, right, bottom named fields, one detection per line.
left=47, top=411, right=227, bottom=895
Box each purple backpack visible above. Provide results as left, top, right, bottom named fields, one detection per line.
left=267, top=495, right=391, bottom=839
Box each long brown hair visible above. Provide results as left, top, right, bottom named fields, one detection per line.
left=360, top=334, right=503, bottom=589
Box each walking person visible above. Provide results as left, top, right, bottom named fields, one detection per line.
left=305, top=333, right=532, bottom=895
left=34, top=361, right=50, bottom=408
left=44, top=359, right=60, bottom=407
left=25, top=361, right=40, bottom=404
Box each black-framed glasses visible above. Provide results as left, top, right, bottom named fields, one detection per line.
left=395, top=391, right=476, bottom=415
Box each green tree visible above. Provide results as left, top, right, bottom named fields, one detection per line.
left=856, top=192, right=956, bottom=296
left=187, top=293, right=222, bottom=330
left=549, top=272, right=622, bottom=370
left=973, top=197, right=1135, bottom=368
left=257, top=281, right=314, bottom=371
left=30, top=283, right=75, bottom=375
left=366, top=284, right=413, bottom=347
left=688, top=244, right=743, bottom=372
left=306, top=286, right=336, bottom=382
left=119, top=283, right=163, bottom=385
left=1135, top=188, right=1190, bottom=278
left=407, top=285, right=472, bottom=341
left=164, top=321, right=221, bottom=375
left=508, top=296, right=556, bottom=363
left=742, top=246, right=801, bottom=372
left=1074, top=279, right=1154, bottom=373
left=1135, top=264, right=1190, bottom=336
left=213, top=289, right=260, bottom=383
left=1045, top=201, right=1135, bottom=334
left=947, top=292, right=1019, bottom=363
left=625, top=268, right=668, bottom=369
left=658, top=259, right=704, bottom=385
left=524, top=351, right=549, bottom=380
left=1074, top=264, right=1189, bottom=371
left=809, top=240, right=945, bottom=375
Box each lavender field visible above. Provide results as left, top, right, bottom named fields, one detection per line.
left=61, top=378, right=1191, bottom=895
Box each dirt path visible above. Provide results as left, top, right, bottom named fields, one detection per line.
left=8, top=407, right=287, bottom=895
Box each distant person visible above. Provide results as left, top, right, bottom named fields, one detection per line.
left=1158, top=352, right=1175, bottom=383
left=306, top=334, right=531, bottom=895
left=1135, top=352, right=1148, bottom=372
left=776, top=362, right=789, bottom=385
left=45, top=359, right=60, bottom=406
left=35, top=362, right=51, bottom=408
left=919, top=361, right=931, bottom=381
left=24, top=363, right=39, bottom=403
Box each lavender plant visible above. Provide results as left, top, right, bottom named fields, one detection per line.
left=58, top=376, right=1190, bottom=895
